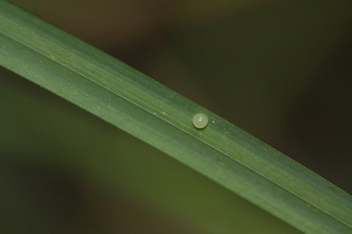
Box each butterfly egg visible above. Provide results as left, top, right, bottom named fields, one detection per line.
left=192, top=113, right=208, bottom=129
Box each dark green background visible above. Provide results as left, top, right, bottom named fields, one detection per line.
left=1, top=0, right=351, bottom=233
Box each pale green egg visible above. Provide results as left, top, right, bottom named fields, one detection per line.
left=192, top=113, right=208, bottom=129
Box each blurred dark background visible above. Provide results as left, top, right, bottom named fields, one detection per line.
left=1, top=0, right=351, bottom=233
